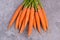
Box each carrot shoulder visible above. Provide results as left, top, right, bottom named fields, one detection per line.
left=28, top=7, right=34, bottom=36
left=8, top=5, right=23, bottom=29
left=35, top=11, right=41, bottom=32
left=38, top=6, right=47, bottom=31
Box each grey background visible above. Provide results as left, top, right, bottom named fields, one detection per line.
left=0, top=0, right=60, bottom=40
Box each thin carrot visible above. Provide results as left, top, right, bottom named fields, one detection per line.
left=20, top=17, right=26, bottom=33
left=28, top=7, right=34, bottom=36
left=8, top=5, right=23, bottom=29
left=33, top=16, right=36, bottom=29
left=15, top=11, right=22, bottom=30
left=19, top=7, right=27, bottom=29
left=38, top=5, right=47, bottom=31
left=42, top=8, right=48, bottom=29
left=35, top=11, right=41, bottom=32
left=20, top=7, right=30, bottom=33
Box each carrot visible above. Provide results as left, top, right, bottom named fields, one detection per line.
left=33, top=16, right=36, bottom=29
left=15, top=11, right=22, bottom=30
left=20, top=7, right=30, bottom=33
left=42, top=8, right=48, bottom=29
left=20, top=17, right=26, bottom=33
left=8, top=5, right=23, bottom=29
left=19, top=7, right=27, bottom=29
left=35, top=11, right=41, bottom=32
left=38, top=5, right=47, bottom=31
left=28, top=7, right=34, bottom=36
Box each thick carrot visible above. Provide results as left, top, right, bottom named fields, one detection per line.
left=35, top=11, right=41, bottom=32
left=8, top=5, right=23, bottom=29
left=28, top=7, right=34, bottom=36
left=20, top=7, right=30, bottom=33
left=19, top=7, right=27, bottom=29
left=42, top=8, right=48, bottom=29
left=33, top=16, right=36, bottom=29
left=38, top=5, right=47, bottom=31
left=15, top=11, right=22, bottom=30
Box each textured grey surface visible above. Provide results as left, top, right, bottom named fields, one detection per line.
left=0, top=0, right=60, bottom=40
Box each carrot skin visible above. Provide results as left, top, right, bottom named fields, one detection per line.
left=19, top=7, right=27, bottom=29
left=28, top=7, right=34, bottom=36
left=38, top=6, right=47, bottom=31
left=35, top=11, right=41, bottom=32
left=15, top=11, right=22, bottom=30
left=8, top=5, right=23, bottom=29
left=20, top=17, right=26, bottom=33
left=33, top=17, right=36, bottom=29
left=20, top=7, right=30, bottom=33
left=24, top=7, right=30, bottom=28
left=42, top=8, right=48, bottom=29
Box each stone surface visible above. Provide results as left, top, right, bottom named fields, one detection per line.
left=0, top=0, right=60, bottom=40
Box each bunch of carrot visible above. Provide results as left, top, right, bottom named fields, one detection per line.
left=8, top=0, right=48, bottom=36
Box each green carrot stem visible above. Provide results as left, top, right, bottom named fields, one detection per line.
left=34, top=0, right=38, bottom=11
left=32, top=1, right=34, bottom=7
left=24, top=0, right=29, bottom=7
left=37, top=0, right=43, bottom=8
left=25, top=0, right=33, bottom=8
left=22, top=0, right=27, bottom=5
left=27, top=0, right=33, bottom=7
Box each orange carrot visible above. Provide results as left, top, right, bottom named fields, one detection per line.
left=28, top=7, right=34, bottom=36
left=15, top=11, right=22, bottom=30
left=38, top=5, right=47, bottom=31
left=20, top=17, right=26, bottom=33
left=33, top=16, right=36, bottom=29
left=20, top=7, right=30, bottom=33
left=42, top=8, right=48, bottom=29
left=8, top=5, right=23, bottom=29
left=35, top=11, right=41, bottom=32
left=19, top=7, right=27, bottom=29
